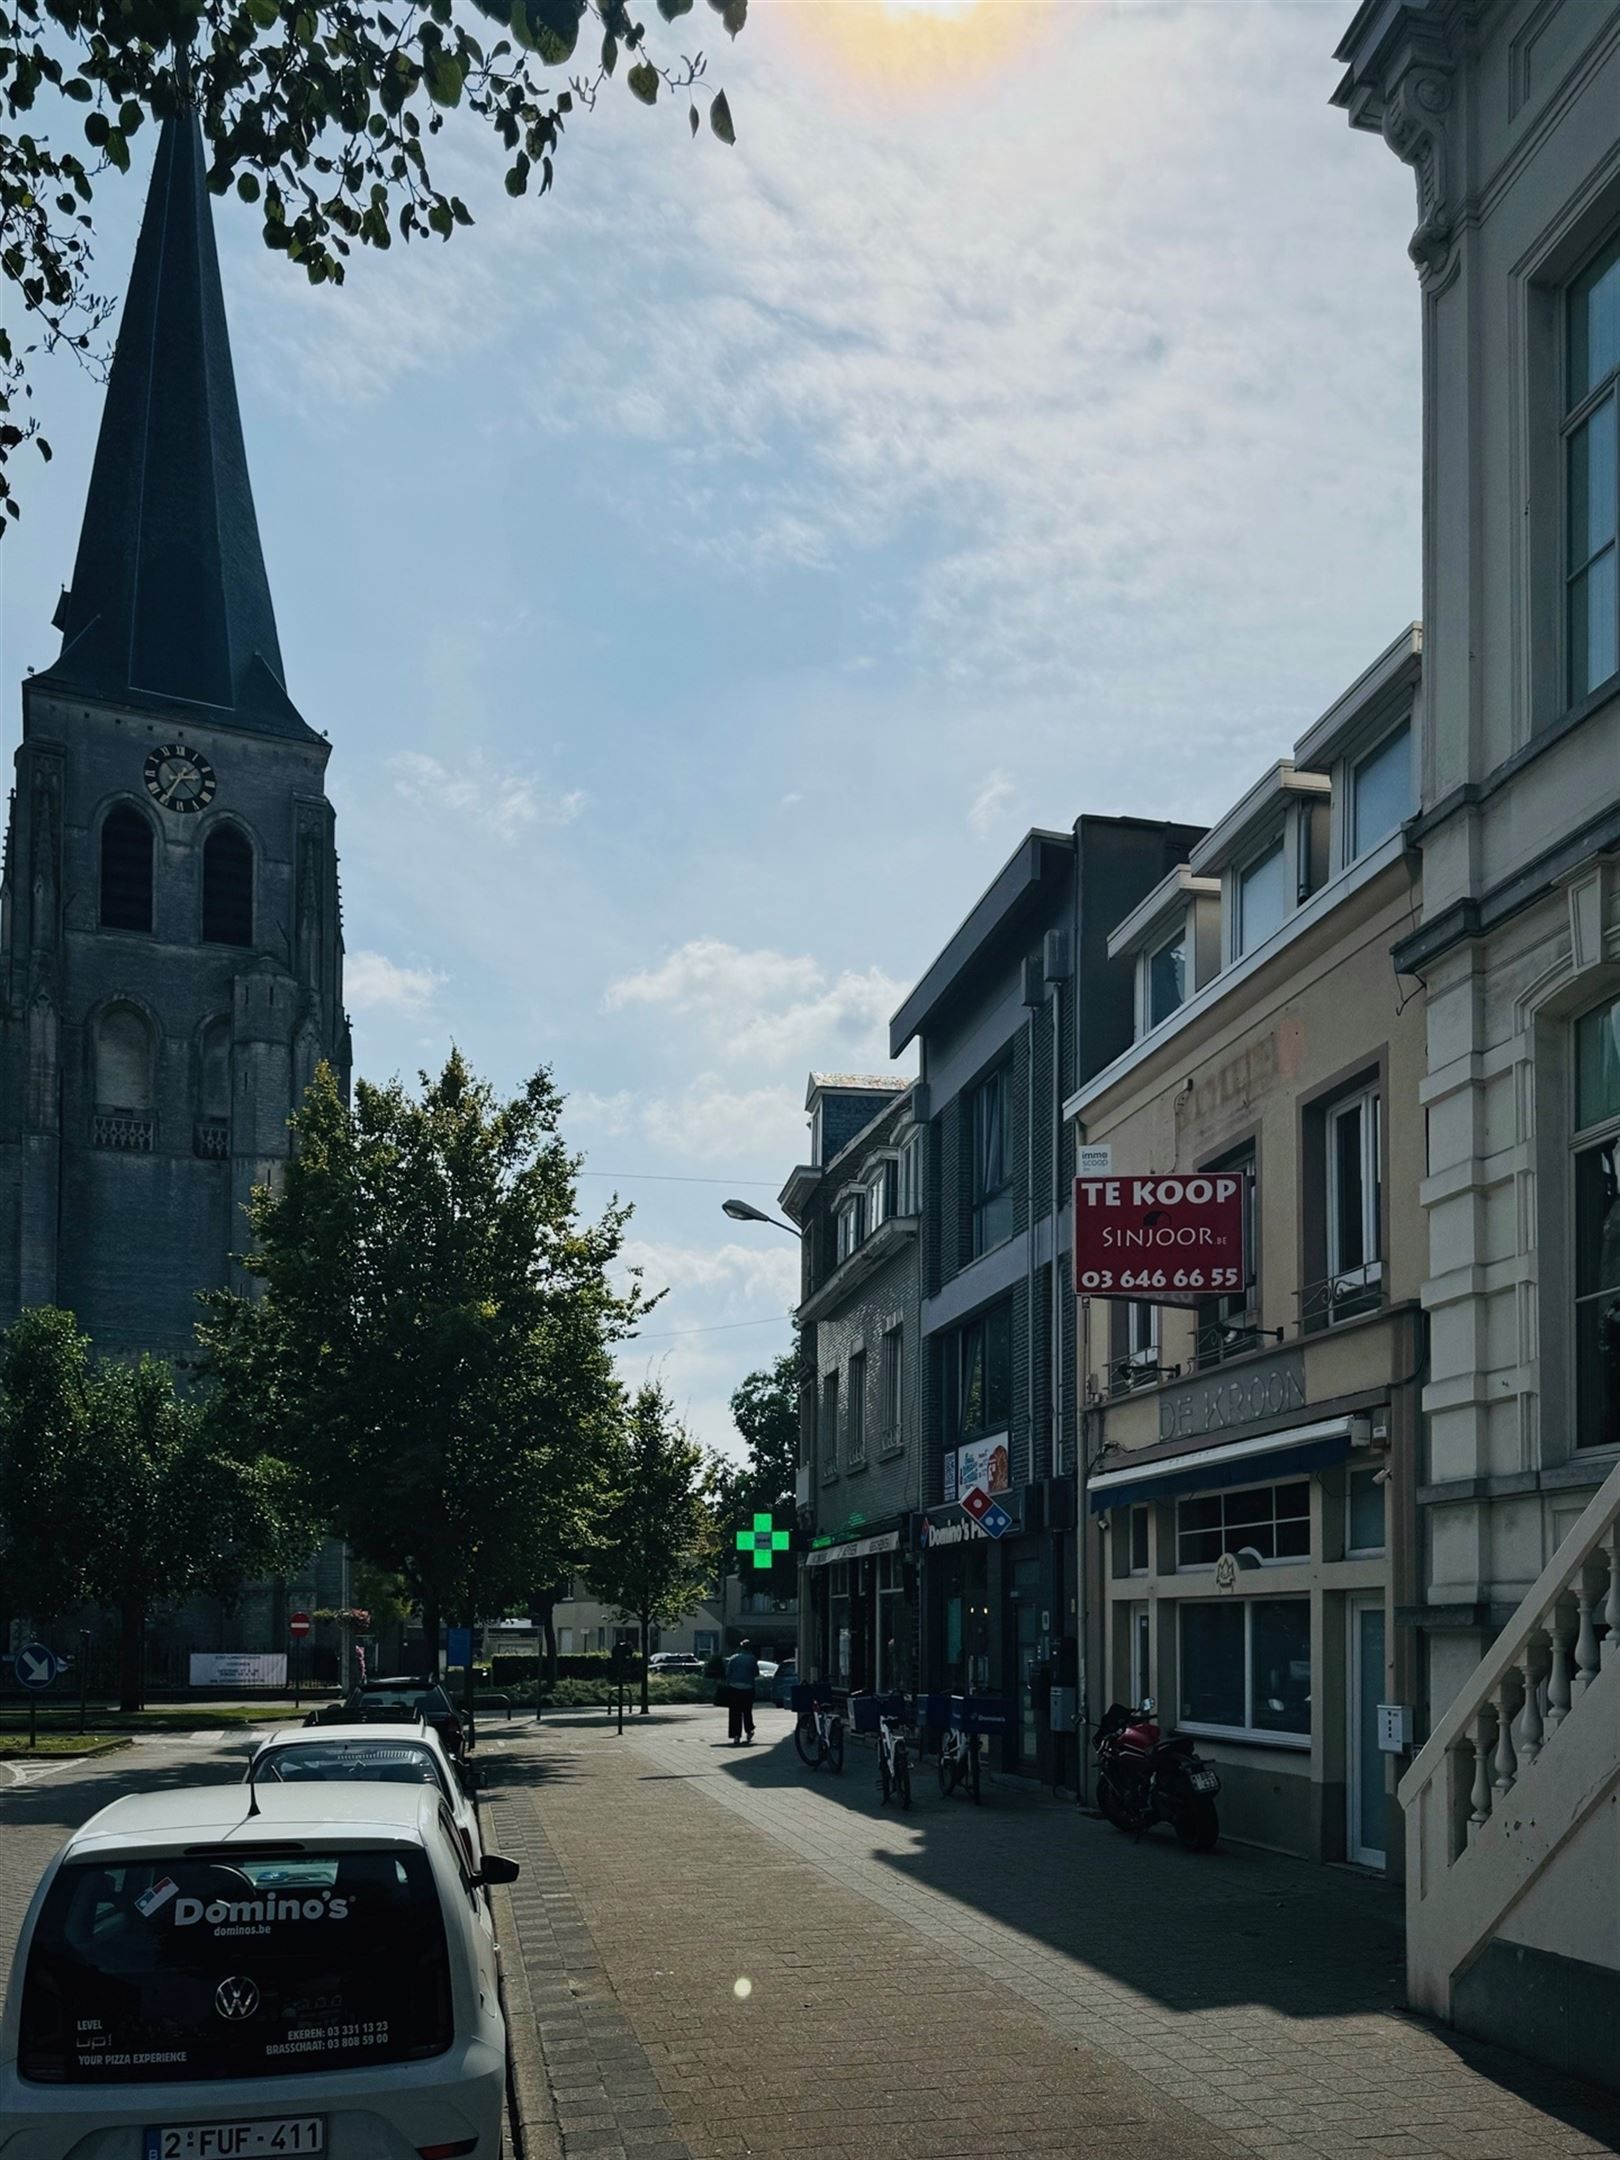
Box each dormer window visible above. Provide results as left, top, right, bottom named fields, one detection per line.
left=1236, top=837, right=1287, bottom=954
left=897, top=1129, right=924, bottom=1217
left=1350, top=719, right=1413, bottom=859
left=866, top=1159, right=896, bottom=1233
left=836, top=1192, right=865, bottom=1264
left=1147, top=926, right=1186, bottom=1028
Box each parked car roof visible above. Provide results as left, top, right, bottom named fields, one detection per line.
left=60, top=1782, right=440, bottom=1862
left=250, top=1723, right=441, bottom=1752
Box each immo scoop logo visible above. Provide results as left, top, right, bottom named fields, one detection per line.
left=215, top=1976, right=261, bottom=2022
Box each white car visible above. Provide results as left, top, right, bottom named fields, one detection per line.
left=242, top=1726, right=483, bottom=1873
left=0, top=1782, right=518, bottom=2160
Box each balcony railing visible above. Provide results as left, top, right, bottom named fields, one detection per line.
left=92, top=1112, right=153, bottom=1152
left=1106, top=1352, right=1166, bottom=1399
left=194, top=1119, right=230, bottom=1160
left=1194, top=1315, right=1270, bottom=1369
left=1298, top=1265, right=1384, bottom=1333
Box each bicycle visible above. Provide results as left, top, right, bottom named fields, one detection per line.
left=876, top=1697, right=913, bottom=1809
left=794, top=1692, right=845, bottom=1774
left=936, top=1718, right=980, bottom=1804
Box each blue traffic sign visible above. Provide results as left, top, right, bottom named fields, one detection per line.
left=14, top=1641, right=61, bottom=1691
left=445, top=1626, right=473, bottom=1670
left=977, top=1502, right=1014, bottom=1541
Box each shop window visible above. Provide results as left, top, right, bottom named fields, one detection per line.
left=969, top=1065, right=1013, bottom=1254
left=202, top=824, right=254, bottom=946
left=1565, top=230, right=1620, bottom=705
left=1175, top=1480, right=1309, bottom=1568
left=99, top=807, right=154, bottom=932
left=1350, top=721, right=1413, bottom=858
left=846, top=1350, right=867, bottom=1467
left=1347, top=1467, right=1386, bottom=1554
left=953, top=1301, right=1012, bottom=1444
left=1179, top=1597, right=1311, bottom=1743
left=1573, top=991, right=1620, bottom=1449
left=879, top=1326, right=903, bottom=1446
left=1236, top=837, right=1286, bottom=955
left=1129, top=1505, right=1150, bottom=1575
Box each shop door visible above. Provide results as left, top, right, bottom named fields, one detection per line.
left=1347, top=1594, right=1387, bottom=1869
left=1012, top=1557, right=1041, bottom=1765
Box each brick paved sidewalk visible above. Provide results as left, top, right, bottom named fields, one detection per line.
left=478, top=1704, right=1620, bottom=2160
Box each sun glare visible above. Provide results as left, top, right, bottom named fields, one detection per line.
left=773, top=0, right=1055, bottom=101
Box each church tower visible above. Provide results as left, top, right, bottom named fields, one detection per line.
left=0, top=108, right=348, bottom=1359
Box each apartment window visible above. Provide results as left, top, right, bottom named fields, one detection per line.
left=846, top=1350, right=867, bottom=1467
left=1179, top=1597, right=1311, bottom=1742
left=819, top=1372, right=839, bottom=1472
left=866, top=1160, right=896, bottom=1234
left=954, top=1301, right=1012, bottom=1444
left=969, top=1067, right=1014, bottom=1253
left=1117, top=1300, right=1158, bottom=1392
left=1347, top=1467, right=1386, bottom=1555
left=1147, top=928, right=1186, bottom=1029
left=1327, top=1088, right=1383, bottom=1302
left=1176, top=1480, right=1310, bottom=1568
left=898, top=1130, right=924, bottom=1217
left=879, top=1326, right=903, bottom=1447
left=1566, top=232, right=1620, bottom=704
left=1351, top=721, right=1413, bottom=858
left=1128, top=1505, right=1150, bottom=1575
left=1298, top=797, right=1331, bottom=899
left=1573, top=992, right=1620, bottom=1449
left=835, top=1192, right=864, bottom=1265
left=1236, top=838, right=1286, bottom=955
left=1196, top=1145, right=1256, bottom=1366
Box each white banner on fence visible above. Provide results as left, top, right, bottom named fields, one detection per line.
left=189, top=1652, right=288, bottom=1689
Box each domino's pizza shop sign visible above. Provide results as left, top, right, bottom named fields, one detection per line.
left=1074, top=1173, right=1247, bottom=1308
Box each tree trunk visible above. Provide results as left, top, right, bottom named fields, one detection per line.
left=639, top=1608, right=650, bottom=1716
left=541, top=1599, right=558, bottom=1691
left=420, top=1591, right=440, bottom=1679
left=118, top=1597, right=145, bottom=1713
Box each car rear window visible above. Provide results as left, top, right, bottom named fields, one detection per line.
left=19, top=1847, right=453, bottom=2085
left=252, top=1745, right=448, bottom=1802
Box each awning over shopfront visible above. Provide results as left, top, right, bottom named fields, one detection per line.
left=804, top=1529, right=902, bottom=1568
left=1086, top=1416, right=1354, bottom=1513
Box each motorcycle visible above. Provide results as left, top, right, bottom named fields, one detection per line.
left=1093, top=1697, right=1221, bottom=1852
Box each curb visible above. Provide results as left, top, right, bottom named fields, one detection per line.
left=480, top=1793, right=555, bottom=2160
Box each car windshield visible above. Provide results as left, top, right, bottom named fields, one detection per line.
left=250, top=1743, right=449, bottom=1803
left=19, top=1847, right=453, bottom=2085
left=358, top=1687, right=450, bottom=1717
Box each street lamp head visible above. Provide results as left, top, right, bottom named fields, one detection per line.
left=722, top=1198, right=770, bottom=1223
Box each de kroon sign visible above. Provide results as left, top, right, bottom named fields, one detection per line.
left=1157, top=1349, right=1307, bottom=1443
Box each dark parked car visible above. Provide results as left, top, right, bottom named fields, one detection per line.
left=307, top=1675, right=471, bottom=1759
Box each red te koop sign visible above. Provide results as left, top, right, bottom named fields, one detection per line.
left=1073, top=1174, right=1248, bottom=1306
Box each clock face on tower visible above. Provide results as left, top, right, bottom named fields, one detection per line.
left=144, top=744, right=217, bottom=814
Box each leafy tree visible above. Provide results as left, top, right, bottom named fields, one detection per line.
left=0, top=0, right=742, bottom=530
left=201, top=1052, right=649, bottom=1674
left=587, top=1381, right=714, bottom=1714
left=0, top=1307, right=312, bottom=1708
left=710, top=1347, right=797, bottom=1578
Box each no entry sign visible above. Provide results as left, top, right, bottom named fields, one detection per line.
left=288, top=1611, right=312, bottom=1640
left=1074, top=1173, right=1248, bottom=1307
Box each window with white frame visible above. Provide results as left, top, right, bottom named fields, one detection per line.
left=866, top=1159, right=896, bottom=1234
left=1176, top=1479, right=1310, bottom=1568
left=1573, top=991, right=1620, bottom=1450
left=1565, top=231, right=1619, bottom=706
left=1179, top=1597, right=1311, bottom=1742
left=1327, top=1088, right=1383, bottom=1306
left=1119, top=1301, right=1158, bottom=1391
left=879, top=1325, right=903, bottom=1446
left=1350, top=721, right=1413, bottom=859
left=898, top=1129, right=924, bottom=1217
left=846, top=1350, right=867, bottom=1466
left=1236, top=838, right=1286, bottom=955
left=835, top=1192, right=865, bottom=1264
left=1147, top=927, right=1186, bottom=1029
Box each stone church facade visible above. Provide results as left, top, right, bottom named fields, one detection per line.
left=0, top=108, right=349, bottom=1364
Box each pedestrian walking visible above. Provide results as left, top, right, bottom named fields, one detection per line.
left=724, top=1639, right=760, bottom=1744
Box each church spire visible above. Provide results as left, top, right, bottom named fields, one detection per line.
left=45, top=107, right=315, bottom=740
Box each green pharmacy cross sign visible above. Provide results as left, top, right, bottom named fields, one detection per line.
left=736, top=1512, right=791, bottom=1571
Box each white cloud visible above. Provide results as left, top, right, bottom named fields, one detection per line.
left=605, top=938, right=905, bottom=1070
left=620, top=1236, right=799, bottom=1316
left=345, top=950, right=447, bottom=1014
left=567, top=1087, right=637, bottom=1135
left=388, top=750, right=585, bottom=843
left=642, top=1077, right=805, bottom=1164
left=969, top=768, right=1015, bottom=837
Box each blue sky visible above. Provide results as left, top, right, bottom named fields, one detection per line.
left=3, top=0, right=1422, bottom=1459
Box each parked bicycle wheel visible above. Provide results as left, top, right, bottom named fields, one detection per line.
left=878, top=1753, right=892, bottom=1804
left=895, top=1745, right=911, bottom=1810
left=826, top=1718, right=844, bottom=1774
left=794, top=1716, right=820, bottom=1768
left=937, top=1744, right=957, bottom=1799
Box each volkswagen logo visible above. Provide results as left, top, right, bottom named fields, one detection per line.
left=215, top=1975, right=260, bottom=2021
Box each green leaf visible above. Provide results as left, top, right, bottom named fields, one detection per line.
left=601, top=29, right=616, bottom=73
left=510, top=0, right=582, bottom=63
left=245, top=0, right=279, bottom=23
left=104, top=128, right=130, bottom=173
left=709, top=88, right=734, bottom=144
left=237, top=171, right=261, bottom=202
left=63, top=76, right=92, bottom=101
left=426, top=49, right=464, bottom=105
left=627, top=58, right=657, bottom=102
left=688, top=101, right=699, bottom=135
left=505, top=153, right=529, bottom=194
left=721, top=0, right=745, bottom=34
left=83, top=109, right=109, bottom=146
left=657, top=0, right=692, bottom=15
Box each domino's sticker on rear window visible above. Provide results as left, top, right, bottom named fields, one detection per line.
left=137, top=1878, right=179, bottom=1918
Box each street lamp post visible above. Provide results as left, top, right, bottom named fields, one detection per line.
left=721, top=1198, right=801, bottom=1238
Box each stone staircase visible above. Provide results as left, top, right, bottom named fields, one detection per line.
left=1400, top=1460, right=1620, bottom=2086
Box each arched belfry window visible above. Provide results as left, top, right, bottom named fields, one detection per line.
left=100, top=807, right=153, bottom=932
left=202, top=825, right=253, bottom=946
left=93, top=1003, right=155, bottom=1151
